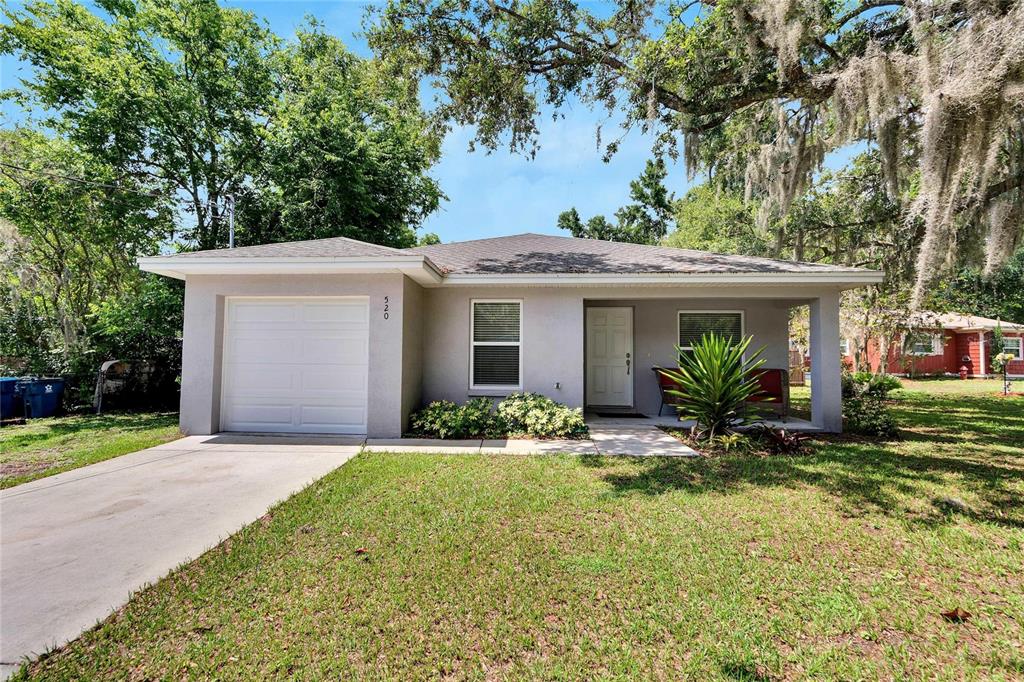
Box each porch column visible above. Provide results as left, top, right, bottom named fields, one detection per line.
left=809, top=290, right=843, bottom=432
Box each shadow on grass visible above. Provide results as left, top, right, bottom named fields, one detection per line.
left=0, top=412, right=178, bottom=451
left=598, top=447, right=1024, bottom=529
left=886, top=394, right=1024, bottom=448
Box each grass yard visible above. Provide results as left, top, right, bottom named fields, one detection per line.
left=0, top=412, right=181, bottom=489
left=13, top=383, right=1024, bottom=680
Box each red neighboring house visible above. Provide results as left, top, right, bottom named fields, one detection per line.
left=842, top=312, right=1024, bottom=378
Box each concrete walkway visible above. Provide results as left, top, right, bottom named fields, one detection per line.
left=363, top=422, right=697, bottom=457
left=0, top=436, right=358, bottom=678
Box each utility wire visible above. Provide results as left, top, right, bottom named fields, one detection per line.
left=0, top=161, right=233, bottom=220
left=0, top=161, right=163, bottom=197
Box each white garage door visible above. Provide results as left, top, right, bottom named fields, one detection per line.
left=220, top=298, right=369, bottom=434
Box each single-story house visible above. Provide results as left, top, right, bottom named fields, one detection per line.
left=844, top=312, right=1024, bottom=378
left=139, top=233, right=883, bottom=437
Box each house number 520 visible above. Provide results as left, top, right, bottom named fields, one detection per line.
left=383, top=296, right=390, bottom=320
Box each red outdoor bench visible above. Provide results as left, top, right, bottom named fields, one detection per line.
left=653, top=367, right=790, bottom=420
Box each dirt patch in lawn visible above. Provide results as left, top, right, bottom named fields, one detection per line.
left=1, top=458, right=63, bottom=480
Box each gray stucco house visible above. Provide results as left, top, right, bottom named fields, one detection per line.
left=139, top=233, right=883, bottom=437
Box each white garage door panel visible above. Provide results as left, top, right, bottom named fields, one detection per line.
left=221, top=298, right=369, bottom=434
left=231, top=337, right=296, bottom=363
left=302, top=302, right=368, bottom=325
left=303, top=335, right=367, bottom=362
left=232, top=302, right=301, bottom=324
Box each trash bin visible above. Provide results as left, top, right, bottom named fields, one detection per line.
left=21, top=378, right=66, bottom=418
left=0, top=377, right=22, bottom=419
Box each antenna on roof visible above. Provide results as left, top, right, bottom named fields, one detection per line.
left=226, top=194, right=236, bottom=249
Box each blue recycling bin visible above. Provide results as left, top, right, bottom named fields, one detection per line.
left=21, top=378, right=66, bottom=418
left=0, top=377, right=22, bottom=419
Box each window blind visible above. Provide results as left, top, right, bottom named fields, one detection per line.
left=472, top=301, right=521, bottom=387
left=473, top=346, right=520, bottom=386
left=473, top=302, right=521, bottom=342
left=678, top=312, right=743, bottom=348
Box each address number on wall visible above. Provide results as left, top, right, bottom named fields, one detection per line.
left=383, top=296, right=390, bottom=320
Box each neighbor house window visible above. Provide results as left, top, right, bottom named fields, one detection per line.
left=909, top=334, right=942, bottom=355
left=678, top=311, right=744, bottom=354
left=471, top=300, right=522, bottom=389
left=1002, top=337, right=1023, bottom=359
left=839, top=339, right=851, bottom=356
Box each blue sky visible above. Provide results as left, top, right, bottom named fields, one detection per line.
left=1, top=1, right=860, bottom=243
left=217, top=1, right=698, bottom=242
left=0, top=0, right=695, bottom=243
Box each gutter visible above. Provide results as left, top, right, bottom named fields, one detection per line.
left=137, top=255, right=445, bottom=286
left=138, top=256, right=882, bottom=289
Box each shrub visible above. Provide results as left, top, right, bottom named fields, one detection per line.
left=410, top=398, right=498, bottom=439
left=410, top=393, right=588, bottom=439
left=841, top=371, right=858, bottom=399
left=711, top=432, right=753, bottom=454
left=865, top=374, right=902, bottom=398
left=411, top=400, right=467, bottom=439
left=460, top=397, right=497, bottom=437
left=747, top=424, right=809, bottom=455
left=849, top=371, right=901, bottom=398
left=658, top=332, right=766, bottom=439
left=496, top=392, right=588, bottom=439
left=845, top=394, right=899, bottom=438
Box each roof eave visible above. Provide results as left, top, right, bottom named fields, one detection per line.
left=436, top=271, right=884, bottom=288
left=137, top=255, right=444, bottom=286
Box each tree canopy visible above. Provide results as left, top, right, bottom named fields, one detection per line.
left=558, top=158, right=674, bottom=243
left=368, top=0, right=1024, bottom=305
left=2, top=0, right=443, bottom=250
left=0, top=0, right=444, bottom=397
left=235, top=25, right=443, bottom=248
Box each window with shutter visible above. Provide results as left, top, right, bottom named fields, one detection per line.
left=471, top=301, right=522, bottom=389
left=677, top=311, right=744, bottom=353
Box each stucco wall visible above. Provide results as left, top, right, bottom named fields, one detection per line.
left=421, top=288, right=802, bottom=417
left=179, top=273, right=409, bottom=437
left=180, top=277, right=847, bottom=436
left=401, top=276, right=423, bottom=429
left=421, top=287, right=586, bottom=407
left=586, top=298, right=792, bottom=415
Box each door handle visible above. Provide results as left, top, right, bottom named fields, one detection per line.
left=626, top=352, right=631, bottom=375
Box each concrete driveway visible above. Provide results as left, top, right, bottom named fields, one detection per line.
left=0, top=434, right=359, bottom=677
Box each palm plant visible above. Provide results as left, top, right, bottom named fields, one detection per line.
left=658, top=332, right=766, bottom=439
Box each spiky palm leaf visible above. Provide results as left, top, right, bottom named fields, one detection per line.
left=658, top=332, right=766, bottom=440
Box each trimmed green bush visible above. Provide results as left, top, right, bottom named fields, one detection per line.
left=495, top=392, right=588, bottom=439
left=850, top=371, right=902, bottom=398
left=410, top=393, right=588, bottom=439
left=409, top=400, right=476, bottom=439
left=845, top=394, right=899, bottom=438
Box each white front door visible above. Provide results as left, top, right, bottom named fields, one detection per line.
left=220, top=297, right=369, bottom=434
left=586, top=307, right=634, bottom=407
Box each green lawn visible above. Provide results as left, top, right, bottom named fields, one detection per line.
left=13, top=383, right=1024, bottom=680
left=0, top=412, right=181, bottom=489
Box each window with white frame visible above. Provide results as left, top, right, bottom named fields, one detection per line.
left=678, top=311, right=744, bottom=355
left=1002, top=337, right=1023, bottom=359
left=909, top=334, right=942, bottom=356
left=470, top=300, right=522, bottom=389
left=839, top=338, right=851, bottom=356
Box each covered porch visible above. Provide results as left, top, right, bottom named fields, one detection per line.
left=582, top=292, right=842, bottom=432
left=585, top=413, right=822, bottom=432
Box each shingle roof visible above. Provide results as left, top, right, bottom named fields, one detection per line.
left=909, top=311, right=1024, bottom=330
left=166, top=236, right=407, bottom=259
left=145, top=232, right=882, bottom=283
left=405, top=233, right=874, bottom=275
